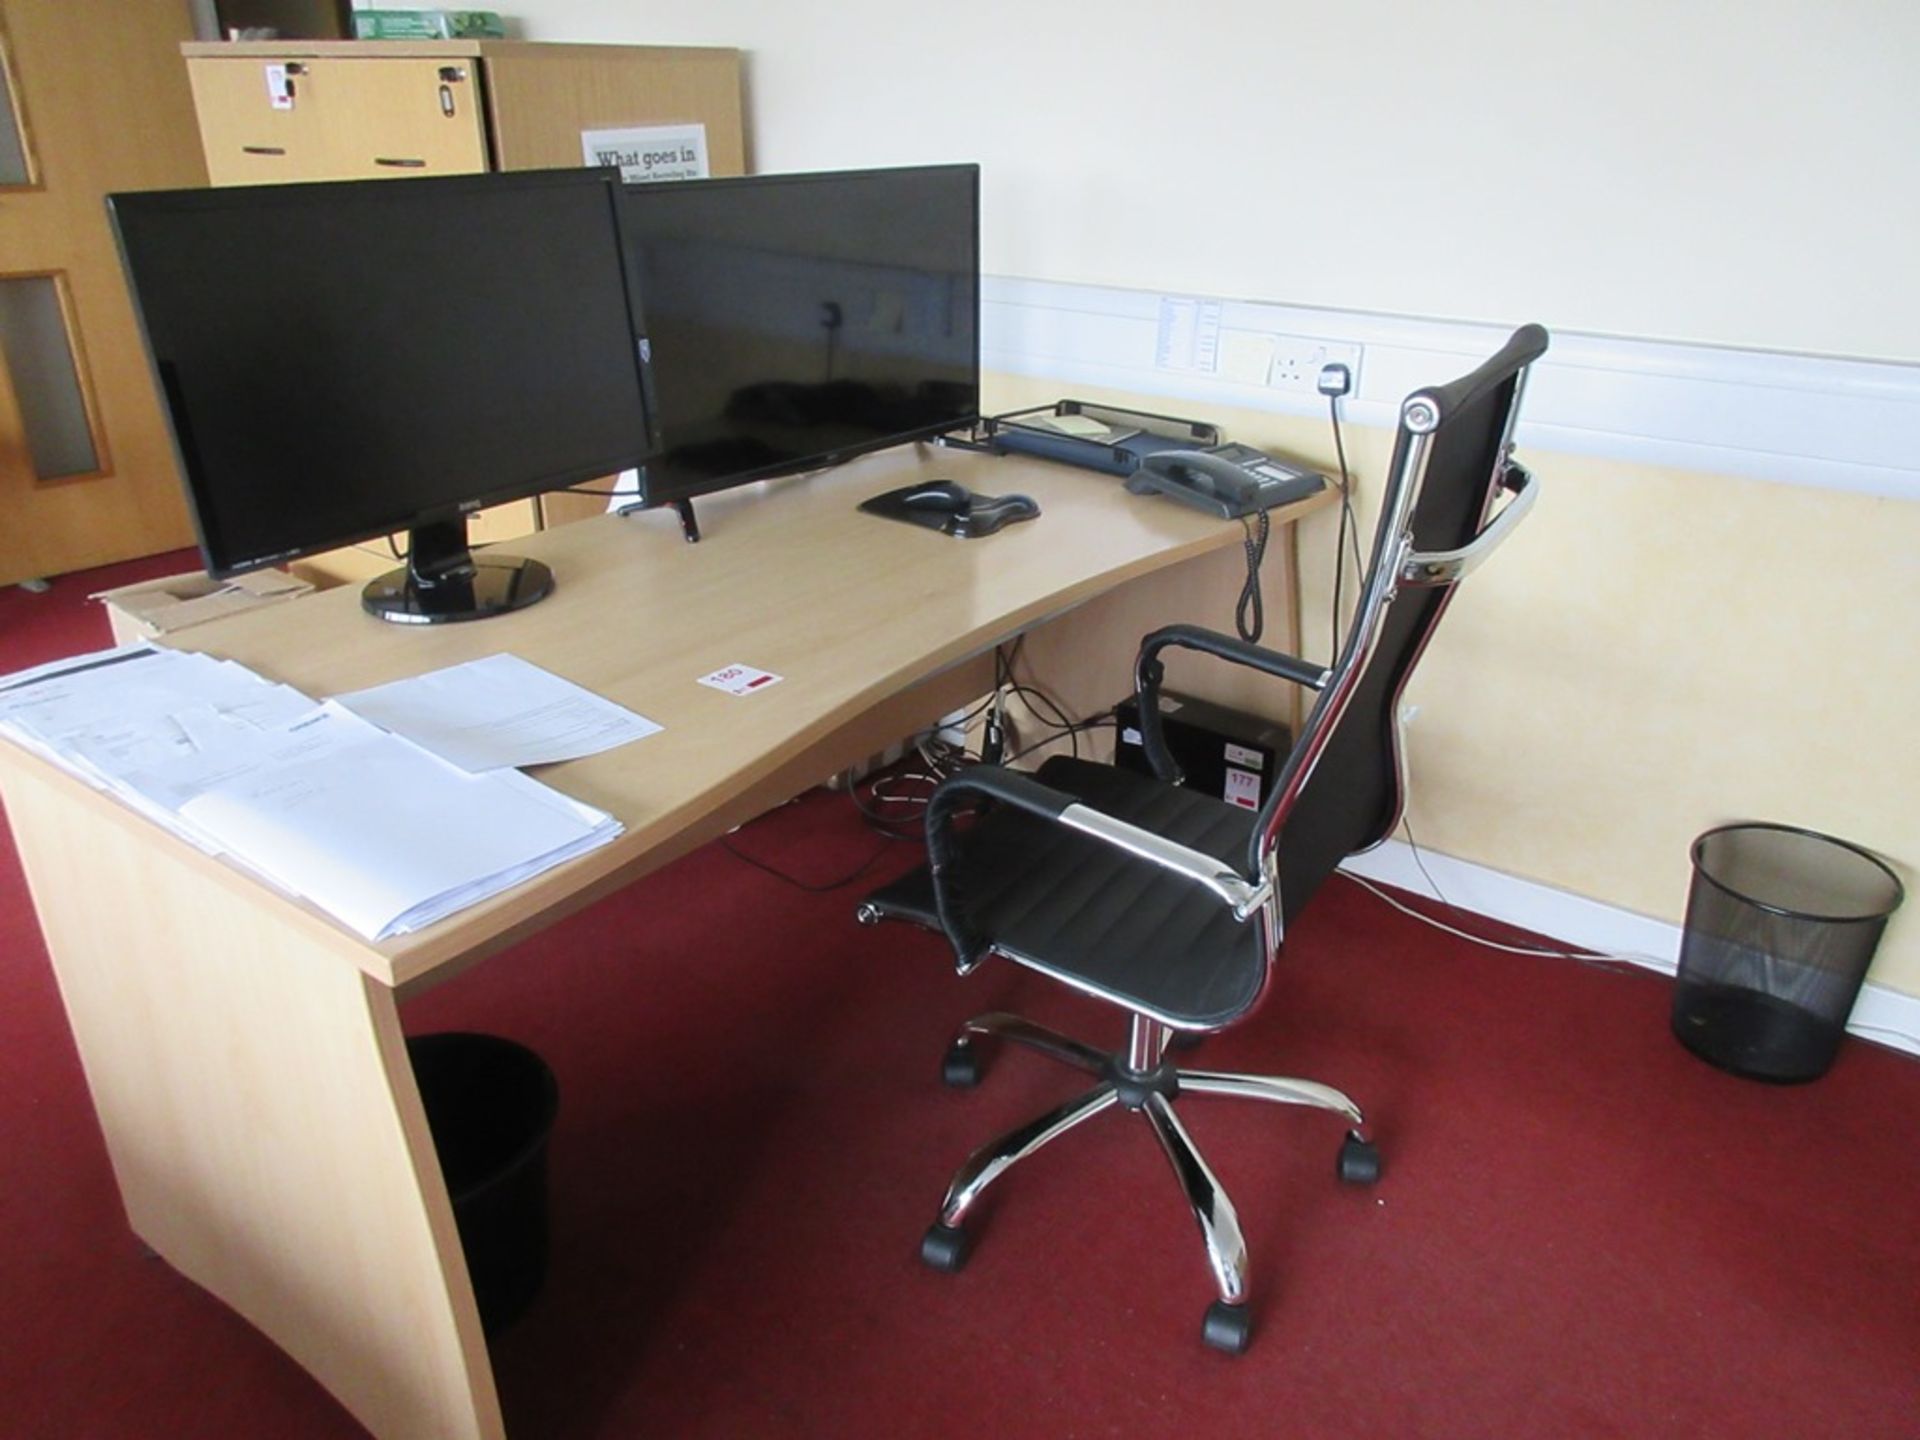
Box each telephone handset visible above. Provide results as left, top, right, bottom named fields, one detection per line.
left=1126, top=442, right=1325, bottom=519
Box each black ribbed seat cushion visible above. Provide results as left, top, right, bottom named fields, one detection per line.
left=863, top=756, right=1265, bottom=1029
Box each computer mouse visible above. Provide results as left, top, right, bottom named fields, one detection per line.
left=957, top=493, right=1040, bottom=537
left=899, top=480, right=972, bottom=515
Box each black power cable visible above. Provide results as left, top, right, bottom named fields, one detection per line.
left=719, top=832, right=893, bottom=892
left=1328, top=393, right=1364, bottom=659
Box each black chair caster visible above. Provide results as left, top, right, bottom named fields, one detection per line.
left=921, top=1221, right=970, bottom=1272
left=941, top=1039, right=981, bottom=1088
left=1337, top=1132, right=1382, bottom=1184
left=1202, top=1299, right=1251, bottom=1354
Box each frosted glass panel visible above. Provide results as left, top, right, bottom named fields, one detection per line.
left=0, top=276, right=101, bottom=479
left=0, top=44, right=30, bottom=186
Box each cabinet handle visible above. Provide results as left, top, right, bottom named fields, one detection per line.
left=373, top=157, right=428, bottom=168
left=241, top=145, right=287, bottom=156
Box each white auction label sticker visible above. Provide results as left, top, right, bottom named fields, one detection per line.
left=1223, top=767, right=1263, bottom=810
left=698, top=663, right=784, bottom=696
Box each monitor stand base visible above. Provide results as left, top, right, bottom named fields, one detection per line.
left=361, top=554, right=554, bottom=625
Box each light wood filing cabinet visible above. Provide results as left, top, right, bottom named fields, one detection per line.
left=182, top=40, right=745, bottom=184
left=179, top=40, right=747, bottom=581
left=183, top=53, right=491, bottom=183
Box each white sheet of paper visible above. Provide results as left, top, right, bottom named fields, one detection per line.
left=336, top=653, right=661, bottom=772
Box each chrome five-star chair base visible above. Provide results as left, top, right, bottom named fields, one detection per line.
left=915, top=1008, right=1380, bottom=1355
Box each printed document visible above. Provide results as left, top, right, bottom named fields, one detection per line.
left=336, top=653, right=661, bottom=771
left=179, top=702, right=621, bottom=940
left=0, top=645, right=624, bottom=942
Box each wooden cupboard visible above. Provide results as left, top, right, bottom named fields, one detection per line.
left=183, top=40, right=745, bottom=185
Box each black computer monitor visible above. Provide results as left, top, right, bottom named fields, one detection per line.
left=110, top=168, right=655, bottom=624
left=620, top=164, right=979, bottom=536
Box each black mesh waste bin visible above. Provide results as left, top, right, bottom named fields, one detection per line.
left=1672, top=823, right=1903, bottom=1082
left=407, top=1033, right=560, bottom=1335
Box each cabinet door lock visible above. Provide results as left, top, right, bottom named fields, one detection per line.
left=437, top=66, right=467, bottom=117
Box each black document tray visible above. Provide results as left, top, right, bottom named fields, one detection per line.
left=983, top=400, right=1220, bottom=478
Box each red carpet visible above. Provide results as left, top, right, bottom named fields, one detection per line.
left=2, top=562, right=1917, bottom=1437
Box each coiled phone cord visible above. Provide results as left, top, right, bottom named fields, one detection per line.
left=1235, top=509, right=1271, bottom=643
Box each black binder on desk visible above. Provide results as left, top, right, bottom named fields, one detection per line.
left=983, top=400, right=1221, bottom=477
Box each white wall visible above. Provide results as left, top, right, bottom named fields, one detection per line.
left=510, top=0, right=1919, bottom=361
left=500, top=0, right=1920, bottom=1010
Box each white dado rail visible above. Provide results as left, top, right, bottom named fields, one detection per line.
left=980, top=276, right=1920, bottom=502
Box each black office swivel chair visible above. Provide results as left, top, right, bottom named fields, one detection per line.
left=856, top=324, right=1549, bottom=1353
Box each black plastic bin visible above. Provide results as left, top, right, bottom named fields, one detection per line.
left=1671, top=823, right=1903, bottom=1082
left=407, top=1033, right=559, bottom=1335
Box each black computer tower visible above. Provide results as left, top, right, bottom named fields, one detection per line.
left=1113, top=693, right=1291, bottom=812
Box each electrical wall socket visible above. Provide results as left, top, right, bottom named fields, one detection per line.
left=1264, top=333, right=1364, bottom=395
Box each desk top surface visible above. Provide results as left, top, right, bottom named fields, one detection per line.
left=13, top=446, right=1327, bottom=986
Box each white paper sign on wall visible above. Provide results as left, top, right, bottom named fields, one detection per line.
left=580, top=124, right=710, bottom=184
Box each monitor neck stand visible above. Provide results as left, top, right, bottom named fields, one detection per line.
left=360, top=516, right=554, bottom=624
left=673, top=496, right=701, bottom=543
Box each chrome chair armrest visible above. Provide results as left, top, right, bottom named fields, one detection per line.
left=1055, top=804, right=1270, bottom=917
left=1399, top=460, right=1538, bottom=587
left=1133, top=625, right=1330, bottom=784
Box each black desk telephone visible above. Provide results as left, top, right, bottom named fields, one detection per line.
left=1126, top=443, right=1326, bottom=518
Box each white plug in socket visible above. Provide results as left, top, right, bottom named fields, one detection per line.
left=1262, top=334, right=1363, bottom=395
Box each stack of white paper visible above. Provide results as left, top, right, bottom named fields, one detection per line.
left=0, top=645, right=314, bottom=848
left=0, top=645, right=625, bottom=942
left=178, top=702, right=622, bottom=939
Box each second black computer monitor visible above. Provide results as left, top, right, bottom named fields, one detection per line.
left=619, top=163, right=981, bottom=530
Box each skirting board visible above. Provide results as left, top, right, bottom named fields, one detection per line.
left=1337, top=841, right=1920, bottom=1060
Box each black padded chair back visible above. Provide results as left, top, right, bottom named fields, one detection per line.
left=1256, top=324, right=1548, bottom=925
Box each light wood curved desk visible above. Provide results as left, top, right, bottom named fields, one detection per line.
left=0, top=445, right=1330, bottom=1438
